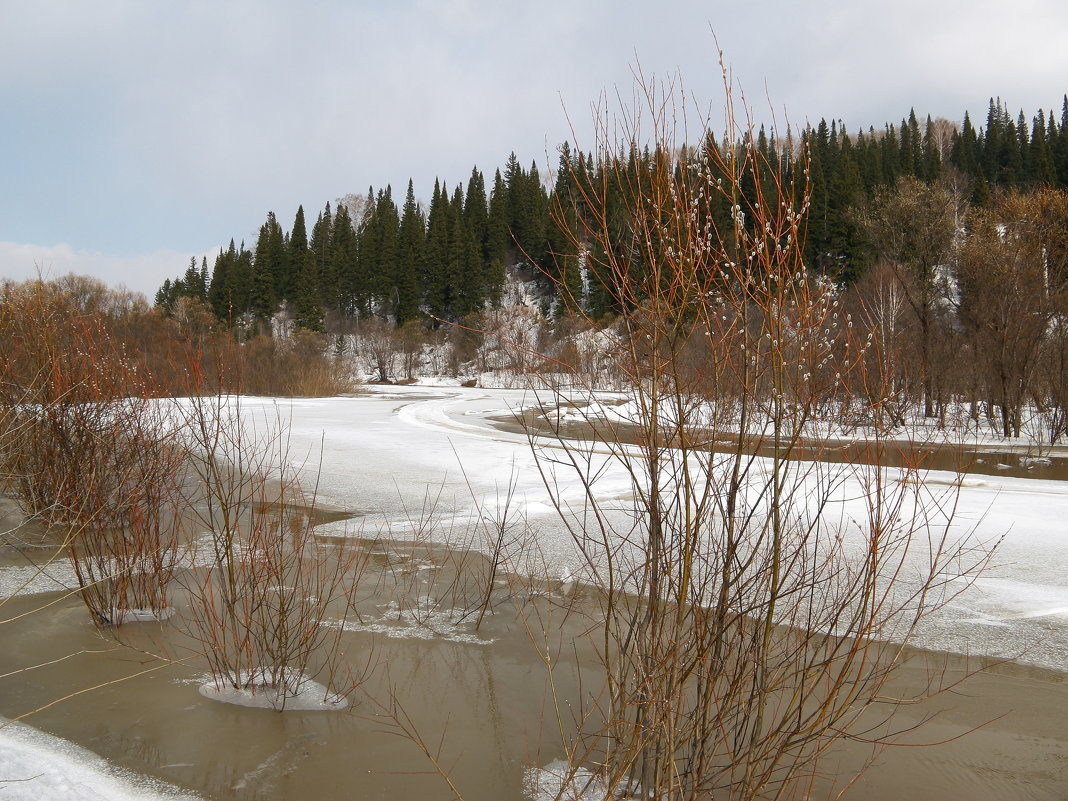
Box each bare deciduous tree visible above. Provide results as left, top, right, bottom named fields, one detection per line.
left=859, top=176, right=962, bottom=418
left=956, top=189, right=1068, bottom=438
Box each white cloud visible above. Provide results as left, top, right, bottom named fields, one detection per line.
left=0, top=242, right=213, bottom=300
left=2, top=0, right=1068, bottom=294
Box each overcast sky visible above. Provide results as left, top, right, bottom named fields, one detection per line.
left=2, top=0, right=1067, bottom=298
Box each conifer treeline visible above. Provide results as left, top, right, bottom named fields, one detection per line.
left=156, top=97, right=1068, bottom=328
left=158, top=153, right=551, bottom=332
left=802, top=97, right=1068, bottom=280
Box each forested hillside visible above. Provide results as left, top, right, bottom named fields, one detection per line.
left=151, top=97, right=1068, bottom=440
left=156, top=97, right=1068, bottom=326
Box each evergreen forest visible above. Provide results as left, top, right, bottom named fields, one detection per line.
left=157, top=97, right=1068, bottom=326
left=151, top=97, right=1068, bottom=440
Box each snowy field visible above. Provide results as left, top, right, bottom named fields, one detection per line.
left=3, top=382, right=1067, bottom=798
left=229, top=384, right=1068, bottom=668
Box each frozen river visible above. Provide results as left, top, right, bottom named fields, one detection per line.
left=237, top=384, right=1068, bottom=672
left=2, top=382, right=1067, bottom=800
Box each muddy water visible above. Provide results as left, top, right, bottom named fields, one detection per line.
left=1, top=528, right=1067, bottom=801
left=0, top=553, right=585, bottom=800
left=495, top=407, right=1068, bottom=482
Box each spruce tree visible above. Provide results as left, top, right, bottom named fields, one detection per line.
left=463, top=167, right=489, bottom=259
left=827, top=132, right=866, bottom=279
left=251, top=213, right=285, bottom=323
left=423, top=180, right=450, bottom=321
left=971, top=171, right=992, bottom=207
left=293, top=255, right=324, bottom=332
left=881, top=123, right=900, bottom=183
left=487, top=169, right=509, bottom=257
left=485, top=169, right=510, bottom=302
left=284, top=205, right=308, bottom=301
left=922, top=116, right=942, bottom=182
left=982, top=98, right=1003, bottom=182
left=231, top=242, right=254, bottom=317
left=343, top=187, right=378, bottom=318
left=181, top=256, right=206, bottom=300
left=208, top=241, right=235, bottom=320
left=446, top=185, right=467, bottom=317
left=1057, top=96, right=1068, bottom=185
left=1030, top=110, right=1056, bottom=185
left=545, top=145, right=582, bottom=307
left=453, top=213, right=483, bottom=319
left=804, top=123, right=831, bottom=270
left=1017, top=109, right=1031, bottom=182
left=520, top=160, right=548, bottom=268
left=331, top=204, right=360, bottom=316
left=309, top=204, right=336, bottom=309
left=395, top=179, right=425, bottom=325
left=952, top=111, right=981, bottom=180
left=907, top=110, right=923, bottom=177
left=154, top=279, right=175, bottom=312
left=369, top=186, right=400, bottom=318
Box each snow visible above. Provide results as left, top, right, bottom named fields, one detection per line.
left=253, top=385, right=1068, bottom=664
left=324, top=600, right=496, bottom=645
left=109, top=607, right=175, bottom=625
left=0, top=720, right=204, bottom=801
left=197, top=670, right=347, bottom=711
left=524, top=759, right=638, bottom=801
left=0, top=563, right=74, bottom=597
left=167, top=386, right=1064, bottom=668
left=3, top=382, right=1068, bottom=796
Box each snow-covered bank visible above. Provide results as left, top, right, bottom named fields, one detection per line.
left=223, top=384, right=1068, bottom=672
left=0, top=720, right=203, bottom=801
left=5, top=383, right=1066, bottom=666
left=2, top=383, right=1066, bottom=801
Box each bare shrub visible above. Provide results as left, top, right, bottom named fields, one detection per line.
left=520, top=64, right=994, bottom=800
left=237, top=330, right=356, bottom=396
left=178, top=393, right=366, bottom=709
left=359, top=318, right=400, bottom=383
left=0, top=279, right=183, bottom=626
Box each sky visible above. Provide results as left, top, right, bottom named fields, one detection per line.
left=2, top=0, right=1067, bottom=299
